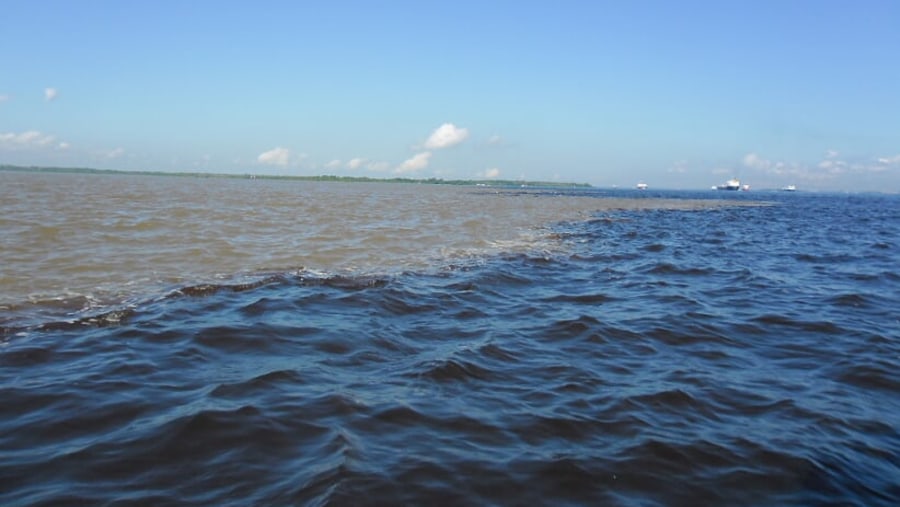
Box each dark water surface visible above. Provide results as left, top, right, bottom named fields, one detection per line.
left=2, top=177, right=898, bottom=505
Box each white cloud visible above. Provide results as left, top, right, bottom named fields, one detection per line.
left=347, top=157, right=366, bottom=170
left=742, top=152, right=795, bottom=176
left=810, top=151, right=900, bottom=176
left=741, top=150, right=898, bottom=184
left=713, top=150, right=899, bottom=190
left=58, top=142, right=70, bottom=150
left=424, top=123, right=469, bottom=149
left=330, top=157, right=389, bottom=172
left=816, top=150, right=870, bottom=175
left=481, top=167, right=501, bottom=178
left=107, top=147, right=125, bottom=159
left=0, top=94, right=9, bottom=103
left=395, top=151, right=431, bottom=174
left=817, top=158, right=846, bottom=173
left=876, top=155, right=900, bottom=167
left=44, top=88, right=58, bottom=101
left=257, top=147, right=291, bottom=166
left=0, top=130, right=57, bottom=148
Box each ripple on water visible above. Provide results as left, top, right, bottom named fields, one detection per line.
left=2, top=186, right=899, bottom=506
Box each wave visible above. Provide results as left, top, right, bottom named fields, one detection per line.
left=3, top=190, right=900, bottom=506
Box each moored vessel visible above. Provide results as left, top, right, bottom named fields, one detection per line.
left=716, top=178, right=742, bottom=191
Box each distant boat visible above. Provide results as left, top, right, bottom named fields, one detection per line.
left=716, top=178, right=742, bottom=191
left=782, top=185, right=797, bottom=192
left=636, top=182, right=648, bottom=190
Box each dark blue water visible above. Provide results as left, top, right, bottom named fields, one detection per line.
left=2, top=190, right=898, bottom=506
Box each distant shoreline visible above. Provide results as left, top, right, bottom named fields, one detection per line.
left=0, top=164, right=592, bottom=189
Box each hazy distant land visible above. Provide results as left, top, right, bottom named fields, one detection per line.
left=0, top=164, right=591, bottom=189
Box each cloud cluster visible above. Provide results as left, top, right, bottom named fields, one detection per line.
left=0, top=88, right=58, bottom=104
left=481, top=167, right=501, bottom=178
left=10, top=86, right=485, bottom=177
left=740, top=152, right=821, bottom=181
left=739, top=150, right=900, bottom=186
left=392, top=123, right=470, bottom=174
left=346, top=157, right=366, bottom=170
left=257, top=147, right=292, bottom=167
left=252, top=123, right=473, bottom=176
left=0, top=130, right=62, bottom=149
left=816, top=150, right=850, bottom=175
left=424, top=123, right=469, bottom=149
left=876, top=155, right=900, bottom=170
left=396, top=152, right=432, bottom=174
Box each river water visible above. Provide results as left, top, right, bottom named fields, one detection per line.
left=2, top=171, right=898, bottom=506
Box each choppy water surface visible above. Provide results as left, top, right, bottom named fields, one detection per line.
left=2, top=171, right=898, bottom=506
left=1, top=172, right=723, bottom=327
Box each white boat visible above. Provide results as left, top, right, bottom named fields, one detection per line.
left=782, top=185, right=797, bottom=192
left=716, top=178, right=742, bottom=191
left=636, top=182, right=648, bottom=190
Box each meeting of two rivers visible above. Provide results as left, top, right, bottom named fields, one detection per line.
left=1, top=171, right=898, bottom=505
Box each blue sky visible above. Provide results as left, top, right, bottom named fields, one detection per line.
left=2, top=0, right=899, bottom=190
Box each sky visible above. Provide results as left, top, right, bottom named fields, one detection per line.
left=2, top=0, right=899, bottom=191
